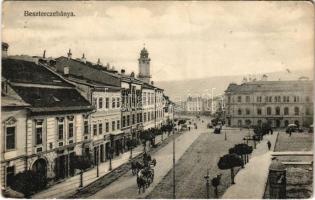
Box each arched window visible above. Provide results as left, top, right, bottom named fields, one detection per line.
left=238, top=109, right=242, bottom=115
left=306, top=107, right=311, bottom=115
left=294, top=107, right=299, bottom=115
left=284, top=107, right=289, bottom=115
left=245, top=119, right=251, bottom=126
left=238, top=120, right=242, bottom=127
left=267, top=107, right=272, bottom=115
left=246, top=108, right=250, bottom=115
left=257, top=108, right=262, bottom=115
left=275, top=107, right=280, bottom=115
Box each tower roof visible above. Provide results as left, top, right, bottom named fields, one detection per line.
left=140, top=47, right=149, bottom=58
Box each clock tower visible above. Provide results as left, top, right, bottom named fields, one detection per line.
left=138, top=47, right=151, bottom=84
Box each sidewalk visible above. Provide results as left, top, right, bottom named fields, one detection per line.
left=32, top=144, right=144, bottom=199
left=222, top=132, right=278, bottom=199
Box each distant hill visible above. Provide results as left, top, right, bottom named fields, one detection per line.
left=156, top=68, right=313, bottom=101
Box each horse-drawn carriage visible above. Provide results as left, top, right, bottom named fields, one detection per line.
left=130, top=153, right=157, bottom=194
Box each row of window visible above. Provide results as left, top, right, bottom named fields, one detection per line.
left=93, top=97, right=120, bottom=110
left=4, top=108, right=165, bottom=151
left=92, top=120, right=120, bottom=135
left=236, top=106, right=311, bottom=116
left=231, top=95, right=310, bottom=103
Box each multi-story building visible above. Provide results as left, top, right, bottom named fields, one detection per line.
left=54, top=53, right=124, bottom=160
left=155, top=88, right=165, bottom=128
left=225, top=80, right=313, bottom=128
left=120, top=72, right=143, bottom=147
left=1, top=83, right=30, bottom=188
left=163, top=95, right=175, bottom=122
left=142, top=83, right=156, bottom=130
left=2, top=56, right=94, bottom=185
left=185, top=96, right=203, bottom=113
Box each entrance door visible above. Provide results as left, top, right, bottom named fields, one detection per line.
left=276, top=120, right=281, bottom=128
left=55, top=155, right=66, bottom=180
left=115, top=140, right=120, bottom=156
left=105, top=143, right=110, bottom=160
left=284, top=120, right=289, bottom=127
left=32, top=158, right=47, bottom=178
left=100, top=144, right=104, bottom=163
left=69, top=152, right=75, bottom=176
left=94, top=147, right=99, bottom=165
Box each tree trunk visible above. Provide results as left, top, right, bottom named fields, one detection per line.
left=241, top=155, right=245, bottom=168
left=215, top=186, right=218, bottom=198
left=80, top=170, right=83, bottom=188
left=231, top=168, right=235, bottom=184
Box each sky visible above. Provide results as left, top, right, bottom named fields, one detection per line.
left=2, top=1, right=314, bottom=81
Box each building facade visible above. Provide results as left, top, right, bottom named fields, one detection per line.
left=225, top=80, right=313, bottom=128
left=2, top=57, right=94, bottom=186
left=54, top=55, right=123, bottom=160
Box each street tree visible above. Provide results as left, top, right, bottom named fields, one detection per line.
left=217, top=153, right=243, bottom=184
left=232, top=144, right=253, bottom=166
left=10, top=170, right=47, bottom=197
left=73, top=155, right=92, bottom=188
left=211, top=174, right=222, bottom=198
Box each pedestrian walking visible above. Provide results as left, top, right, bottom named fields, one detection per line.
left=267, top=140, right=271, bottom=150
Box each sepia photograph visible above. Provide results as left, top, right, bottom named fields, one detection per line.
left=1, top=1, right=314, bottom=199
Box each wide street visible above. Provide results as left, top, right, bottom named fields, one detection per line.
left=87, top=117, right=254, bottom=199
left=147, top=127, right=250, bottom=198
left=88, top=117, right=206, bottom=199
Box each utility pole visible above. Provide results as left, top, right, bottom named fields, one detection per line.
left=173, top=126, right=176, bottom=199
left=204, top=169, right=210, bottom=199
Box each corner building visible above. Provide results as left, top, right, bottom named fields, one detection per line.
left=225, top=80, right=313, bottom=128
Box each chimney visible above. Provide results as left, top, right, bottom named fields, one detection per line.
left=2, top=42, right=9, bottom=58
left=64, top=66, right=69, bottom=75
left=151, top=81, right=154, bottom=85
left=105, top=63, right=110, bottom=70
left=97, top=58, right=102, bottom=65
left=81, top=53, right=86, bottom=63
left=43, top=50, right=46, bottom=58
left=67, top=49, right=72, bottom=59
left=121, top=69, right=125, bottom=75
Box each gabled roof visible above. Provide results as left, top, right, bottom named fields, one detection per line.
left=2, top=58, right=73, bottom=87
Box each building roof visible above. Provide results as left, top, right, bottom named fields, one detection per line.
left=11, top=86, right=93, bottom=112
left=55, top=56, right=121, bottom=87
left=225, top=80, right=313, bottom=94
left=2, top=58, right=93, bottom=113
left=2, top=58, right=73, bottom=87
left=1, top=95, right=30, bottom=108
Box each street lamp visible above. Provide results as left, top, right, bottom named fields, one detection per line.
left=96, top=146, right=99, bottom=177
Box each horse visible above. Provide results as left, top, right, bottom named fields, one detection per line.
left=141, top=167, right=154, bottom=186
left=131, top=161, right=144, bottom=175
left=137, top=173, right=147, bottom=194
